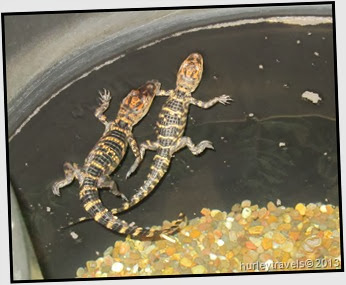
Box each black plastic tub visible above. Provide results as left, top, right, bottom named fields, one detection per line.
left=4, top=4, right=339, bottom=280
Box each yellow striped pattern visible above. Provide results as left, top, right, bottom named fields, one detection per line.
left=84, top=199, right=101, bottom=211
left=94, top=209, right=108, bottom=221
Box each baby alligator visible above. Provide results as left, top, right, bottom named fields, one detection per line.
left=52, top=80, right=185, bottom=239
left=109, top=53, right=232, bottom=216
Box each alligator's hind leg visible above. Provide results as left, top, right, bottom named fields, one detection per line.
left=62, top=175, right=130, bottom=227
left=126, top=140, right=159, bottom=179
left=52, top=162, right=83, bottom=196
left=98, top=175, right=128, bottom=201
left=170, top=136, right=214, bottom=156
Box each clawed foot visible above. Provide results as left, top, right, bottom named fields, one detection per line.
left=217, top=94, right=233, bottom=105
left=119, top=193, right=129, bottom=202
left=192, top=140, right=214, bottom=155
left=98, top=88, right=112, bottom=103
left=125, top=166, right=136, bottom=180
left=52, top=183, right=61, bottom=196
left=110, top=189, right=129, bottom=202
left=125, top=158, right=141, bottom=179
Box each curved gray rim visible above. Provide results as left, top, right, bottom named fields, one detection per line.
left=6, top=5, right=332, bottom=138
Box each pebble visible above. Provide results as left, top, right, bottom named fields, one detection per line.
left=250, top=204, right=259, bottom=211
left=162, top=267, right=174, bottom=275
left=213, top=212, right=226, bottom=221
left=201, top=208, right=211, bottom=216
left=289, top=231, right=300, bottom=241
left=209, top=253, right=217, bottom=260
left=180, top=257, right=193, bottom=268
left=262, top=237, right=273, bottom=250
left=273, top=232, right=286, bottom=244
left=281, top=241, right=294, bottom=252
left=241, top=200, right=251, bottom=208
left=249, top=237, right=262, bottom=247
left=295, top=203, right=306, bottom=215
left=132, top=264, right=139, bottom=274
left=144, top=266, right=152, bottom=274
left=191, top=265, right=207, bottom=274
left=96, top=257, right=104, bottom=268
left=103, top=247, right=113, bottom=257
left=305, top=235, right=322, bottom=248
left=248, top=226, right=264, bottom=235
left=267, top=215, right=278, bottom=224
left=320, top=205, right=327, bottom=213
left=211, top=209, right=221, bottom=217
left=70, top=231, right=79, bottom=239
left=326, top=205, right=334, bottom=214
left=225, top=220, right=233, bottom=230
left=278, top=223, right=291, bottom=231
left=258, top=207, right=268, bottom=218
left=227, top=216, right=234, bottom=222
left=229, top=231, right=237, bottom=242
left=241, top=207, right=252, bottom=219
left=143, top=245, right=156, bottom=255
left=256, top=245, right=265, bottom=254
left=111, top=262, right=124, bottom=273
left=76, top=201, right=340, bottom=277
left=279, top=142, right=286, bottom=148
left=264, top=231, right=273, bottom=239
left=76, top=267, right=85, bottom=277
left=190, top=230, right=201, bottom=238
left=119, top=243, right=130, bottom=255
left=86, top=261, right=97, bottom=272
left=267, top=201, right=277, bottom=212
left=245, top=241, right=257, bottom=250
left=231, top=203, right=241, bottom=212
left=103, top=255, right=113, bottom=266
left=283, top=214, right=292, bottom=223
left=156, top=240, right=166, bottom=249
left=324, top=230, right=333, bottom=239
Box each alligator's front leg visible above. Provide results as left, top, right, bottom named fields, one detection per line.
left=126, top=140, right=159, bottom=179
left=95, top=89, right=112, bottom=130
left=157, top=89, right=175, bottom=97
left=190, top=94, right=233, bottom=109
left=126, top=130, right=141, bottom=159
left=124, top=130, right=145, bottom=178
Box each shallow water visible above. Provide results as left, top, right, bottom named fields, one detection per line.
left=8, top=19, right=338, bottom=279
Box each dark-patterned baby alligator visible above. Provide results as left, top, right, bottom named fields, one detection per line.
left=52, top=80, right=185, bottom=239
left=108, top=53, right=232, bottom=216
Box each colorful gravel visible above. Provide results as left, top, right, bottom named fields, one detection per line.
left=76, top=200, right=341, bottom=277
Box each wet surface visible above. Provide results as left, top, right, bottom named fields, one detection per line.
left=8, top=21, right=338, bottom=279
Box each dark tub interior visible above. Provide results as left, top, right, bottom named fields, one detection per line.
left=8, top=21, right=338, bottom=279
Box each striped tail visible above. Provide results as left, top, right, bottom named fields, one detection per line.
left=111, top=149, right=171, bottom=215
left=79, top=164, right=184, bottom=240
